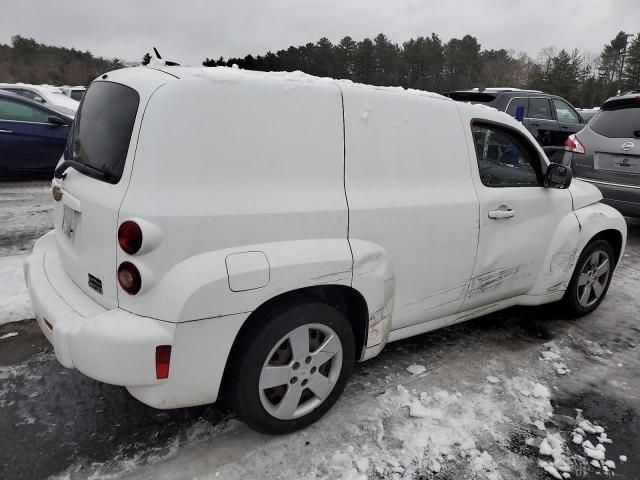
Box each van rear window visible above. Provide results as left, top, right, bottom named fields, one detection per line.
left=590, top=105, right=640, bottom=139
left=66, top=81, right=139, bottom=183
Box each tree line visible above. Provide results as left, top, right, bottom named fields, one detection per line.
left=204, top=31, right=640, bottom=108
left=1, top=32, right=638, bottom=108
left=0, top=35, right=129, bottom=86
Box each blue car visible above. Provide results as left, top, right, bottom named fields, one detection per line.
left=0, top=90, right=73, bottom=179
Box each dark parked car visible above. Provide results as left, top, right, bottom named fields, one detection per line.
left=564, top=92, right=640, bottom=217
left=445, top=88, right=586, bottom=147
left=0, top=90, right=72, bottom=180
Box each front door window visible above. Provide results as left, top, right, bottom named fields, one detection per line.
left=472, top=122, right=542, bottom=188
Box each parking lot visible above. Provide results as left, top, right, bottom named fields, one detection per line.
left=0, top=180, right=638, bottom=479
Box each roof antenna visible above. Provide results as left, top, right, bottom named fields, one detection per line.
left=152, top=47, right=180, bottom=67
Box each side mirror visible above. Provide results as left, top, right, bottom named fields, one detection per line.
left=47, top=116, right=69, bottom=127
left=544, top=163, right=572, bottom=189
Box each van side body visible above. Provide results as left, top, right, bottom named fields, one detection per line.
left=25, top=67, right=626, bottom=412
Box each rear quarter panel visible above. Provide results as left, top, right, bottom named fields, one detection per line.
left=118, top=72, right=350, bottom=321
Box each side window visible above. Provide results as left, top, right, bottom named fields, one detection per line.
left=506, top=98, right=528, bottom=119
left=553, top=99, right=579, bottom=124
left=528, top=98, right=553, bottom=120
left=0, top=98, right=50, bottom=123
left=472, top=122, right=542, bottom=188
left=6, top=89, right=45, bottom=103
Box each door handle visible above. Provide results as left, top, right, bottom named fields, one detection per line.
left=488, top=208, right=515, bottom=219
left=0, top=129, right=12, bottom=134
left=561, top=126, right=570, bottom=129
left=531, top=123, right=540, bottom=127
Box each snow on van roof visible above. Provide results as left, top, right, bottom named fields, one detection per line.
left=158, top=66, right=453, bottom=102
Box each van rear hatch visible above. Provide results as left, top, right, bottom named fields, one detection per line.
left=52, top=69, right=173, bottom=309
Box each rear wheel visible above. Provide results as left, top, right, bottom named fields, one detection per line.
left=562, top=239, right=615, bottom=317
left=228, top=300, right=355, bottom=434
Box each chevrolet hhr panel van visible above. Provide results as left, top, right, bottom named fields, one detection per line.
left=25, top=67, right=627, bottom=434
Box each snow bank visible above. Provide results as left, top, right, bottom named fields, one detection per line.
left=0, top=255, right=32, bottom=325
left=365, top=384, right=504, bottom=479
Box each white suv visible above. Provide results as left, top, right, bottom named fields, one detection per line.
left=24, top=67, right=627, bottom=434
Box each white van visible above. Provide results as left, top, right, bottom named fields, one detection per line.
left=25, top=67, right=627, bottom=434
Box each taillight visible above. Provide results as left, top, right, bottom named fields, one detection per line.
left=118, top=220, right=143, bottom=254
left=156, top=345, right=172, bottom=379
left=118, top=261, right=142, bottom=294
left=565, top=134, right=586, bottom=154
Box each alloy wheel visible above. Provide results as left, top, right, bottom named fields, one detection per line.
left=576, top=249, right=611, bottom=308
left=259, top=323, right=343, bottom=420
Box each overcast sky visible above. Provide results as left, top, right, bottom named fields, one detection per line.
left=2, top=0, right=639, bottom=66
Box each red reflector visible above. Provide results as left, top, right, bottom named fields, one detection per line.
left=118, top=221, right=143, bottom=255
left=43, top=317, right=53, bottom=330
left=156, top=345, right=172, bottom=379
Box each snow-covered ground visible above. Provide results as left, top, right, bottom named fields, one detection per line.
left=0, top=182, right=51, bottom=325
left=0, top=254, right=32, bottom=326
left=0, top=182, right=639, bottom=480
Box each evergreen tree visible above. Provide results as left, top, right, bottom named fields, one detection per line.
left=443, top=35, right=481, bottom=90
left=372, top=33, right=399, bottom=86
left=598, top=31, right=628, bottom=90
left=623, top=33, right=640, bottom=89
left=355, top=38, right=375, bottom=84
left=336, top=36, right=357, bottom=80
left=141, top=52, right=152, bottom=66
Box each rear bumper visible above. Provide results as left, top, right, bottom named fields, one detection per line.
left=24, top=231, right=175, bottom=386
left=24, top=231, right=248, bottom=409
left=576, top=177, right=640, bottom=217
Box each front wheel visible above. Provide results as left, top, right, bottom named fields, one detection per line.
left=228, top=300, right=355, bottom=434
left=562, top=239, right=615, bottom=317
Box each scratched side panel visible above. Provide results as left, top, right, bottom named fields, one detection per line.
left=528, top=213, right=581, bottom=296
left=456, top=102, right=576, bottom=311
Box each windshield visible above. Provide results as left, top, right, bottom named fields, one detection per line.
left=65, top=81, right=139, bottom=183
left=590, top=105, right=640, bottom=139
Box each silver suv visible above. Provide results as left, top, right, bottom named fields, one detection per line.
left=565, top=92, right=640, bottom=217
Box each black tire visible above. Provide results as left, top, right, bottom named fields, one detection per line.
left=562, top=239, right=615, bottom=317
left=228, top=300, right=355, bottom=434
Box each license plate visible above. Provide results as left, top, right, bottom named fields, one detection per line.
left=595, top=153, right=640, bottom=174
left=61, top=205, right=80, bottom=241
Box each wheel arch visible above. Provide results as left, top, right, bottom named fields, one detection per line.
left=573, top=202, right=627, bottom=269
left=587, top=229, right=624, bottom=267
left=219, top=285, right=370, bottom=398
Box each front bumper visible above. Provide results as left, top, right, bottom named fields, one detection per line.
left=24, top=231, right=175, bottom=387
left=576, top=177, right=640, bottom=218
